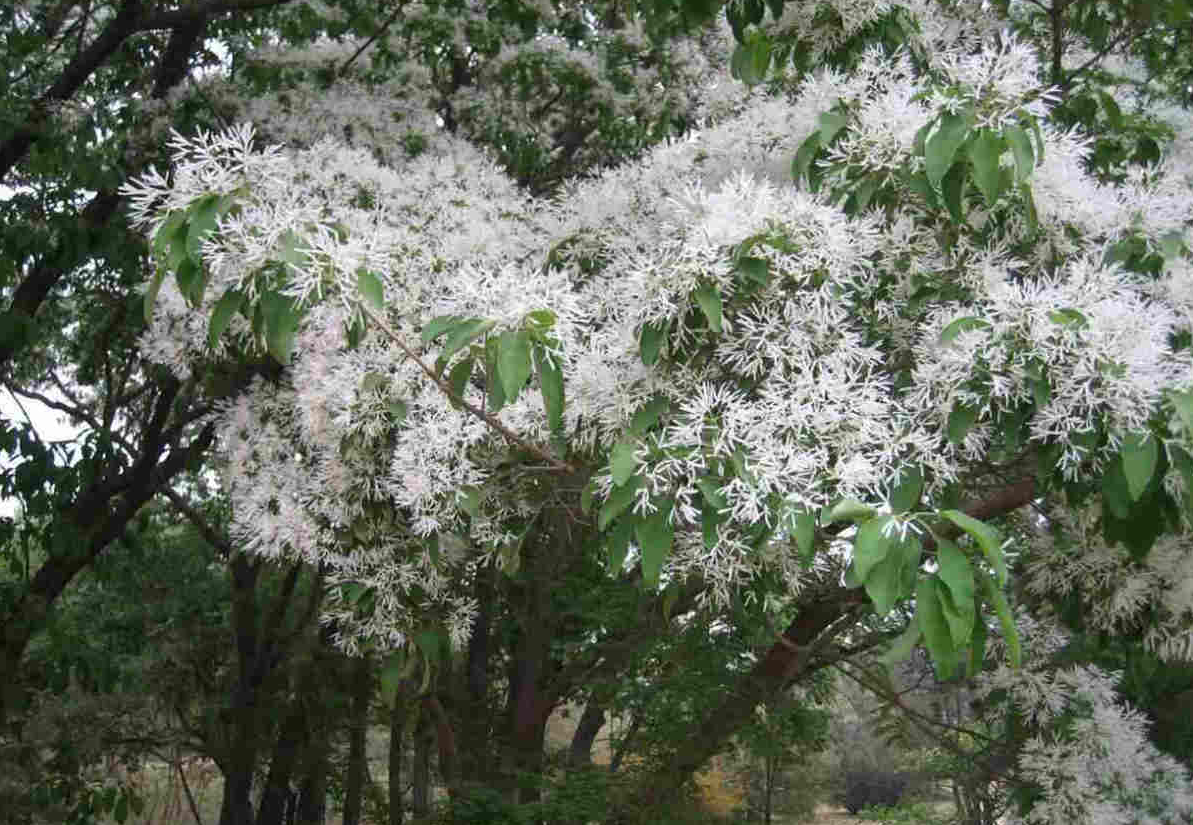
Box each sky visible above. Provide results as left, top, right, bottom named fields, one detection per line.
left=0, top=388, right=84, bottom=518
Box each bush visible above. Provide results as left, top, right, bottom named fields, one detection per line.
left=857, top=801, right=953, bottom=825
left=841, top=768, right=909, bottom=814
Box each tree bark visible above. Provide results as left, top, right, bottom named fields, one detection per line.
left=256, top=695, right=307, bottom=825
left=623, top=585, right=867, bottom=813
left=342, top=654, right=373, bottom=825
left=388, top=693, right=407, bottom=825
left=568, top=700, right=605, bottom=769
left=412, top=709, right=432, bottom=819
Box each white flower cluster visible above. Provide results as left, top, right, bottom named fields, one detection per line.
left=1024, top=504, right=1193, bottom=662
left=979, top=664, right=1193, bottom=825
left=122, top=1, right=1193, bottom=654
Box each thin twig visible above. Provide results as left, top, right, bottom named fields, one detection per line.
left=338, top=0, right=407, bottom=77
left=360, top=304, right=578, bottom=474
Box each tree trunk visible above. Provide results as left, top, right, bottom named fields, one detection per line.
left=256, top=695, right=307, bottom=825
left=342, top=654, right=373, bottom=825
left=623, top=585, right=866, bottom=812
left=294, top=734, right=331, bottom=825
left=412, top=709, right=432, bottom=819
left=568, top=701, right=605, bottom=769
left=218, top=554, right=264, bottom=825
left=389, top=694, right=407, bottom=825
left=457, top=566, right=495, bottom=785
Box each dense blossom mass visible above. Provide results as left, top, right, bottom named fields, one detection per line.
left=120, top=0, right=1193, bottom=820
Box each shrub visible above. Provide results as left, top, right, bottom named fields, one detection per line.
left=841, top=768, right=909, bottom=814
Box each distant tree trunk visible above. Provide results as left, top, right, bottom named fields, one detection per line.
left=294, top=734, right=331, bottom=825
left=412, top=710, right=432, bottom=819
left=568, top=701, right=605, bottom=769
left=218, top=554, right=264, bottom=825
left=763, top=754, right=775, bottom=825
left=457, top=566, right=495, bottom=785
left=623, top=586, right=865, bottom=812
left=256, top=697, right=308, bottom=825
left=342, top=654, right=373, bottom=825
left=389, top=694, right=407, bottom=825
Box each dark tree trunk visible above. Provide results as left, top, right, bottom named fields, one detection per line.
left=623, top=586, right=867, bottom=812
left=412, top=709, right=432, bottom=819
left=294, top=733, right=331, bottom=825
left=342, top=654, right=373, bottom=825
left=218, top=555, right=264, bottom=825
left=389, top=694, right=407, bottom=825
left=568, top=701, right=605, bottom=769
left=457, top=566, right=495, bottom=785
left=256, top=695, right=307, bottom=825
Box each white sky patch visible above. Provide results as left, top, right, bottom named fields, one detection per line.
left=0, top=389, right=85, bottom=518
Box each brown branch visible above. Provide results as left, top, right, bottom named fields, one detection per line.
left=361, top=304, right=577, bottom=474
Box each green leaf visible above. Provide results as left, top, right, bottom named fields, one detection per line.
left=1159, top=230, right=1186, bottom=262
left=853, top=516, right=896, bottom=582
left=889, top=466, right=923, bottom=513
left=1120, top=431, right=1159, bottom=501
left=1102, top=458, right=1132, bottom=520
left=843, top=561, right=863, bottom=589
left=186, top=194, right=221, bottom=262
left=1003, top=124, right=1035, bottom=183
left=824, top=498, right=876, bottom=525
left=793, top=508, right=815, bottom=558
left=636, top=497, right=675, bottom=588
left=947, top=403, right=979, bottom=445
left=980, top=573, right=1021, bottom=668
left=880, top=622, right=923, bottom=666
left=457, top=486, right=482, bottom=518
left=940, top=510, right=1007, bottom=587
left=439, top=318, right=496, bottom=374
left=631, top=396, right=669, bottom=435
left=276, top=229, right=309, bottom=270
left=737, top=255, right=770, bottom=285
left=152, top=210, right=186, bottom=262
left=610, top=439, right=638, bottom=487
left=1048, top=307, right=1088, bottom=329
left=818, top=111, right=849, bottom=144
left=537, top=348, right=564, bottom=434
left=599, top=476, right=643, bottom=531
left=864, top=549, right=903, bottom=615
left=114, top=794, right=129, bottom=824
left=498, top=329, right=533, bottom=402
left=693, top=282, right=723, bottom=333
left=174, top=257, right=204, bottom=306
left=260, top=290, right=301, bottom=366
left=421, top=315, right=464, bottom=343
left=144, top=268, right=167, bottom=324
left=917, top=577, right=956, bottom=680
left=485, top=336, right=505, bottom=412
left=208, top=289, right=244, bottom=349
left=936, top=538, right=975, bottom=645
left=968, top=129, right=1005, bottom=206
left=447, top=357, right=473, bottom=404
left=526, top=308, right=556, bottom=331
left=640, top=320, right=667, bottom=365
left=792, top=131, right=821, bottom=183
left=357, top=268, right=385, bottom=310
left=967, top=615, right=987, bottom=678
left=925, top=110, right=971, bottom=187
left=580, top=479, right=597, bottom=514
left=606, top=517, right=634, bottom=572
left=939, top=316, right=991, bottom=345
left=1172, top=389, right=1193, bottom=436
left=941, top=160, right=967, bottom=224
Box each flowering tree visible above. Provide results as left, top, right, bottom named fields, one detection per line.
left=121, top=0, right=1193, bottom=821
